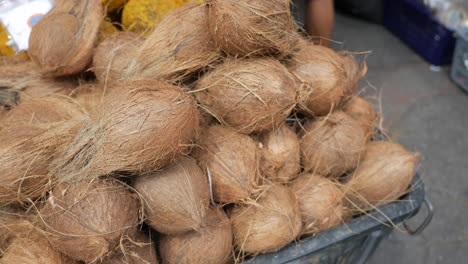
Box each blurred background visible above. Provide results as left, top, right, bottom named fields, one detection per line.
left=327, top=0, right=468, bottom=263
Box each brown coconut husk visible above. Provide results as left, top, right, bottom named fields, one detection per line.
left=0, top=97, right=86, bottom=205
left=0, top=62, right=77, bottom=98
left=120, top=3, right=220, bottom=84
left=290, top=45, right=365, bottom=116
left=300, top=111, right=367, bottom=178
left=28, top=0, right=103, bottom=77
left=342, top=96, right=378, bottom=140
left=40, top=179, right=139, bottom=262
left=93, top=32, right=144, bottom=84
left=72, top=83, right=105, bottom=113
left=344, top=141, right=419, bottom=212
left=134, top=157, right=210, bottom=235
left=259, top=124, right=300, bottom=184
left=194, top=58, right=296, bottom=134
left=207, top=0, right=296, bottom=56
left=229, top=184, right=302, bottom=254
left=291, top=173, right=344, bottom=235
left=193, top=125, right=258, bottom=204
left=1, top=237, right=76, bottom=264
left=159, top=207, right=233, bottom=264
left=340, top=52, right=368, bottom=97
left=98, top=229, right=158, bottom=264
left=51, top=80, right=200, bottom=182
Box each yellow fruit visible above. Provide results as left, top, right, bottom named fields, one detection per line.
left=0, top=24, right=15, bottom=57
left=122, top=0, right=202, bottom=34
left=102, top=0, right=128, bottom=13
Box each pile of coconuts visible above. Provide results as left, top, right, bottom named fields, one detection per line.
left=0, top=0, right=420, bottom=263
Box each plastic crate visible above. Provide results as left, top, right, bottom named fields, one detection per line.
left=383, top=0, right=456, bottom=66
left=244, top=174, right=432, bottom=264
left=450, top=29, right=468, bottom=93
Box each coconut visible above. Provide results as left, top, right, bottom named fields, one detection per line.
left=291, top=173, right=344, bottom=235
left=40, top=179, right=139, bottom=262
left=340, top=52, right=367, bottom=97
left=121, top=3, right=219, bottom=84
left=207, top=0, right=295, bottom=56
left=290, top=45, right=346, bottom=116
left=193, top=125, right=258, bottom=204
left=134, top=157, right=209, bottom=234
left=1, top=235, right=76, bottom=264
left=93, top=32, right=144, bottom=84
left=342, top=96, right=378, bottom=140
left=300, top=111, right=367, bottom=178
left=99, top=229, right=158, bottom=264
left=195, top=58, right=296, bottom=134
left=0, top=97, right=86, bottom=205
left=0, top=62, right=77, bottom=98
left=28, top=0, right=103, bottom=77
left=230, top=184, right=302, bottom=253
left=259, top=124, right=300, bottom=184
left=52, top=80, right=200, bottom=182
left=344, top=141, right=418, bottom=211
left=159, top=207, right=233, bottom=264
left=73, top=83, right=105, bottom=113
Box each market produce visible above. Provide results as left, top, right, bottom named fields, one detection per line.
left=99, top=229, right=158, bottom=264
left=122, top=0, right=188, bottom=34
left=134, top=157, right=209, bottom=235
left=342, top=96, right=378, bottom=139
left=159, top=207, right=233, bottom=264
left=52, top=80, right=200, bottom=182
left=195, top=58, right=296, bottom=134
left=121, top=3, right=219, bottom=83
left=344, top=141, right=418, bottom=211
left=0, top=98, right=85, bottom=205
left=193, top=125, right=258, bottom=204
left=1, top=235, right=74, bottom=264
left=40, top=179, right=139, bottom=262
left=290, top=44, right=363, bottom=116
left=207, top=0, right=295, bottom=56
left=301, top=111, right=367, bottom=178
left=29, top=0, right=103, bottom=77
left=230, top=184, right=302, bottom=254
left=259, top=124, right=300, bottom=184
left=291, top=173, right=344, bottom=234
left=0, top=0, right=422, bottom=262
left=93, top=32, right=144, bottom=83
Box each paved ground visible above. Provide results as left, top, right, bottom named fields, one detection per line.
left=332, top=13, right=468, bottom=264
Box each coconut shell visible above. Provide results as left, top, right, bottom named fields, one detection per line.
left=1, top=236, right=76, bottom=264
left=195, top=58, right=296, bottom=134
left=0, top=62, right=77, bottom=98
left=259, top=124, right=300, bottom=184
left=98, top=229, right=158, bottom=264
left=93, top=32, right=144, bottom=84
left=342, top=96, right=378, bottom=140
left=230, top=184, right=302, bottom=253
left=300, top=111, right=367, bottom=178
left=134, top=157, right=209, bottom=235
left=122, top=3, right=220, bottom=84
left=0, top=97, right=85, bottom=205
left=290, top=45, right=347, bottom=116
left=193, top=125, right=258, bottom=204
left=40, top=179, right=139, bottom=262
left=52, top=80, right=200, bottom=182
left=207, top=0, right=295, bottom=56
left=28, top=0, right=103, bottom=77
left=159, top=207, right=233, bottom=264
left=291, top=173, right=344, bottom=235
left=344, top=141, right=418, bottom=211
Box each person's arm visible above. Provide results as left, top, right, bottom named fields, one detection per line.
left=305, top=0, right=334, bottom=46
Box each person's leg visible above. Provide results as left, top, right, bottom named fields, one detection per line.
left=305, top=0, right=334, bottom=46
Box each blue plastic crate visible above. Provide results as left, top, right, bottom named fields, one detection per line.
left=383, top=0, right=456, bottom=66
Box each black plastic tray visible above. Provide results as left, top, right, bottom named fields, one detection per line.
left=244, top=174, right=432, bottom=264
